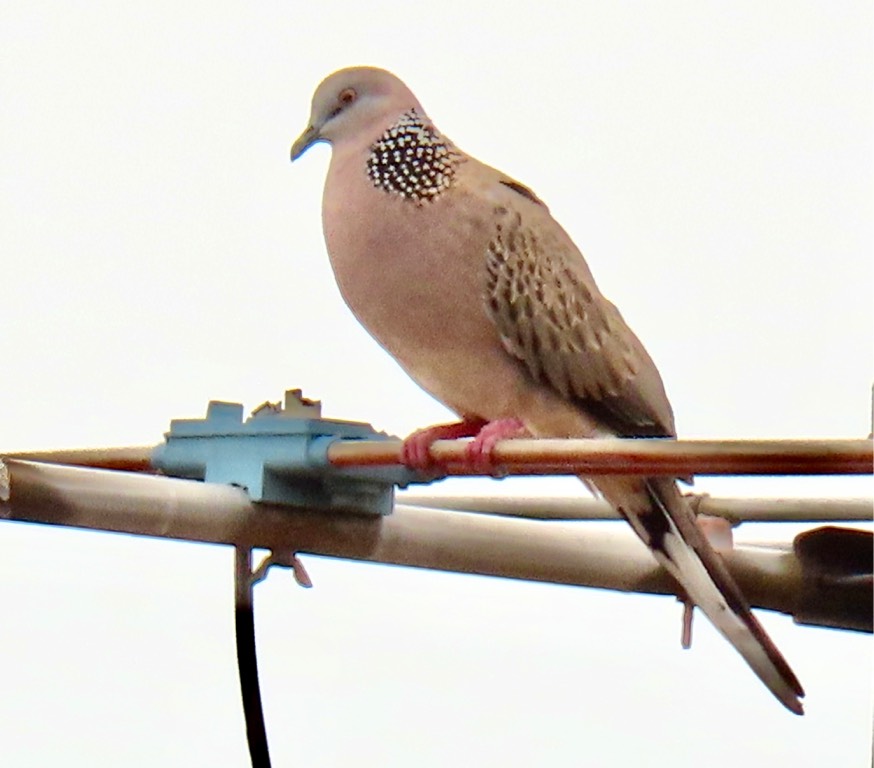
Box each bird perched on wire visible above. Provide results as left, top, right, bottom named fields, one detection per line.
left=290, top=66, right=804, bottom=714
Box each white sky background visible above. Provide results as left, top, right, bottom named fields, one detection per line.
left=0, top=1, right=872, bottom=766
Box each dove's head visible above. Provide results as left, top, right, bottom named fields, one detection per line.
left=291, top=67, right=422, bottom=161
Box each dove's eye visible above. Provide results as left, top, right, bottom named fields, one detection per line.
left=328, top=88, right=358, bottom=120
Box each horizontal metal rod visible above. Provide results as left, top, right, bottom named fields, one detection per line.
left=5, top=437, right=872, bottom=476
left=328, top=437, right=873, bottom=475
left=0, top=459, right=800, bottom=616
left=4, top=446, right=156, bottom=472
left=399, top=493, right=874, bottom=523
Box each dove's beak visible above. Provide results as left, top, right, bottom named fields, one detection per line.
left=290, top=124, right=321, bottom=161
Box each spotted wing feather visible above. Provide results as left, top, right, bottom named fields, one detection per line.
left=484, top=194, right=675, bottom=438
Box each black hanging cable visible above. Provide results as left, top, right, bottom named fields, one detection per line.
left=234, top=546, right=272, bottom=768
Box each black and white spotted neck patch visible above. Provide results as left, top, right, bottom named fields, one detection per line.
left=366, top=109, right=457, bottom=202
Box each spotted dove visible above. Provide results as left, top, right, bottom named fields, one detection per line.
left=291, top=66, right=804, bottom=714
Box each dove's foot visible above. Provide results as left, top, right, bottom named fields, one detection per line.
left=401, top=417, right=487, bottom=468
left=464, top=418, right=528, bottom=475
left=400, top=417, right=527, bottom=474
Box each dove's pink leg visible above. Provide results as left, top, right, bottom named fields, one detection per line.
left=401, top=417, right=527, bottom=474
left=401, top=417, right=487, bottom=468
left=465, top=418, right=528, bottom=474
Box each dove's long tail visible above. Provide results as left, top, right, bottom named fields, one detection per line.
left=592, top=475, right=805, bottom=715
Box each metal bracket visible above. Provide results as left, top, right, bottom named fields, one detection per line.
left=252, top=550, right=313, bottom=588
left=151, top=390, right=424, bottom=516
left=793, top=526, right=873, bottom=632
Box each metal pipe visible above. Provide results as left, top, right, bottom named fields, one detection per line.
left=3, top=446, right=156, bottom=472
left=1, top=460, right=805, bottom=615
left=398, top=492, right=874, bottom=523
left=328, top=437, right=873, bottom=476
left=5, top=437, right=872, bottom=476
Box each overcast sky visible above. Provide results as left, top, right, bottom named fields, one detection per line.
left=1, top=2, right=872, bottom=766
